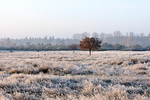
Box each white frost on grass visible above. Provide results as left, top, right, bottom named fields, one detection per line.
left=0, top=51, right=149, bottom=100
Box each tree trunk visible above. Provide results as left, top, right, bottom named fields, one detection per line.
left=89, top=50, right=91, bottom=56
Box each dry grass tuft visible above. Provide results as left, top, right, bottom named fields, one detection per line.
left=0, top=51, right=149, bottom=100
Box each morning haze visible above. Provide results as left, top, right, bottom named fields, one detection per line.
left=0, top=0, right=150, bottom=39
left=1, top=1, right=150, bottom=100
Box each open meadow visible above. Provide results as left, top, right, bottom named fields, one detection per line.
left=0, top=51, right=150, bottom=100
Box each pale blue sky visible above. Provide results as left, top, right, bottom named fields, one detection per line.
left=0, top=0, right=150, bottom=38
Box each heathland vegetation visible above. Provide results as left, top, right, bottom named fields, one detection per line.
left=0, top=51, right=149, bottom=100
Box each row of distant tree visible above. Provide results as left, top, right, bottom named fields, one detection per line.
left=1, top=31, right=150, bottom=51
left=100, top=43, right=150, bottom=51
left=0, top=42, right=150, bottom=51
left=73, top=31, right=150, bottom=47
left=1, top=31, right=150, bottom=47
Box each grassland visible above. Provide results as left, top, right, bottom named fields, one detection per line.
left=0, top=51, right=149, bottom=100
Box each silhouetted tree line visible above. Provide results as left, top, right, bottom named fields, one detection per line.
left=100, top=43, right=150, bottom=51
left=0, top=31, right=150, bottom=51
left=0, top=41, right=149, bottom=51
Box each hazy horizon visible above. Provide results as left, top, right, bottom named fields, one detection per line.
left=0, top=0, right=150, bottom=39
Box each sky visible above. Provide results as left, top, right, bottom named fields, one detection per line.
left=0, top=0, right=150, bottom=39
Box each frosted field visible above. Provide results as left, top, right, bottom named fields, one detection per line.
left=0, top=51, right=150, bottom=100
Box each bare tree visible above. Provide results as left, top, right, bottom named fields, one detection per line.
left=92, top=32, right=99, bottom=38
left=68, top=44, right=78, bottom=53
left=79, top=37, right=102, bottom=55
left=81, top=32, right=90, bottom=39
left=73, top=33, right=81, bottom=40
left=4, top=38, right=11, bottom=47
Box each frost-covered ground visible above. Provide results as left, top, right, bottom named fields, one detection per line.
left=0, top=51, right=150, bottom=100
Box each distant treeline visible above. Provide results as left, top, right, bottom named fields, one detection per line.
left=0, top=43, right=150, bottom=51
left=1, top=31, right=150, bottom=51
left=100, top=43, right=150, bottom=51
